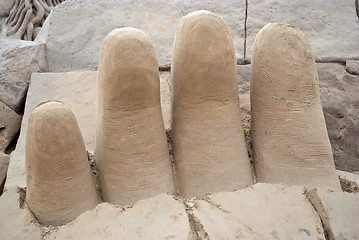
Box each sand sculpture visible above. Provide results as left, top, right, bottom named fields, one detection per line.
left=25, top=101, right=99, bottom=226
left=0, top=0, right=65, bottom=40
left=250, top=23, right=341, bottom=190
left=96, top=28, right=175, bottom=205
left=171, top=11, right=253, bottom=198
left=21, top=12, right=343, bottom=227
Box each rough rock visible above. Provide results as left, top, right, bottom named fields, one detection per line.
left=246, top=0, right=359, bottom=60
left=0, top=38, right=47, bottom=112
left=0, top=188, right=42, bottom=240
left=307, top=188, right=359, bottom=240
left=193, top=184, right=325, bottom=239
left=0, top=101, right=21, bottom=151
left=317, top=63, right=359, bottom=172
left=47, top=194, right=191, bottom=240
left=39, top=0, right=245, bottom=72
left=337, top=170, right=359, bottom=193
left=6, top=71, right=172, bottom=189
left=237, top=65, right=252, bottom=160
left=0, top=152, right=10, bottom=194
left=346, top=60, right=359, bottom=75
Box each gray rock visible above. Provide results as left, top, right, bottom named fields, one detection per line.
left=317, top=63, right=359, bottom=172
left=337, top=170, right=359, bottom=193
left=346, top=60, right=359, bottom=76
left=40, top=0, right=245, bottom=72
left=0, top=152, right=10, bottom=195
left=0, top=101, right=21, bottom=152
left=0, top=39, right=47, bottom=112
left=246, top=0, right=359, bottom=60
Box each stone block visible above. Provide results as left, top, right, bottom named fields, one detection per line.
left=307, top=188, right=359, bottom=240
left=0, top=101, right=21, bottom=151
left=47, top=194, right=191, bottom=240
left=346, top=60, right=359, bottom=75
left=40, top=0, right=245, bottom=72
left=246, top=0, right=359, bottom=60
left=317, top=63, right=359, bottom=172
left=0, top=39, right=47, bottom=112
left=193, top=183, right=325, bottom=239
left=0, top=188, right=42, bottom=240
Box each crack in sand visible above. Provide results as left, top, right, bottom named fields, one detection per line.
left=182, top=199, right=210, bottom=240
left=304, top=189, right=331, bottom=240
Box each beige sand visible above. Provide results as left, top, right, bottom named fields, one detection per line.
left=171, top=10, right=253, bottom=198
left=250, top=23, right=340, bottom=190
left=25, top=101, right=99, bottom=226
left=96, top=28, right=175, bottom=205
